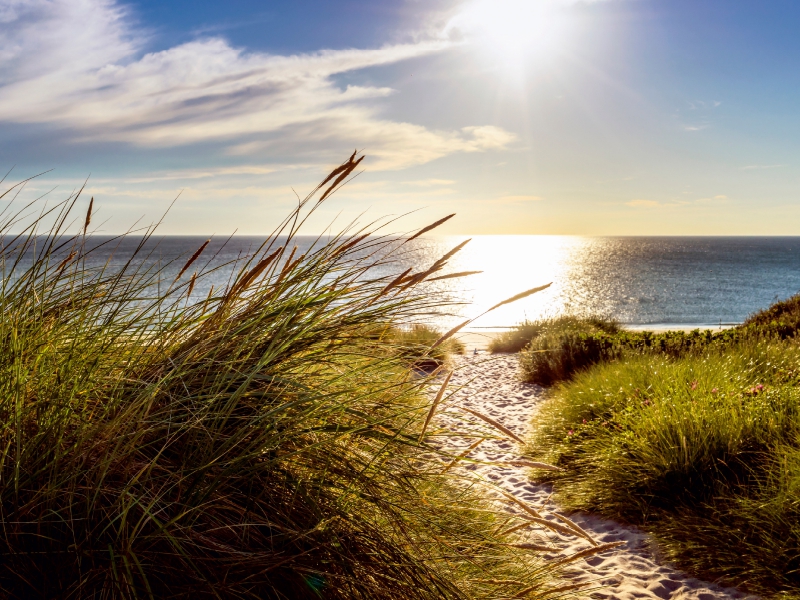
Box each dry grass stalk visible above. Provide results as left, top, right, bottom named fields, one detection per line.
left=226, top=246, right=283, bottom=300
left=509, top=543, right=559, bottom=552
left=552, top=512, right=598, bottom=547
left=186, top=272, right=197, bottom=298
left=318, top=149, right=356, bottom=187
left=175, top=239, right=210, bottom=282
left=319, top=154, right=364, bottom=202
left=329, top=234, right=369, bottom=262
left=431, top=319, right=471, bottom=350
left=458, top=406, right=525, bottom=444
left=418, top=371, right=453, bottom=443
left=437, top=238, right=471, bottom=263
left=500, top=521, right=533, bottom=536
left=500, top=489, right=544, bottom=520
left=551, top=541, right=625, bottom=567
left=515, top=581, right=590, bottom=598
left=520, top=516, right=579, bottom=538
left=468, top=578, right=528, bottom=586
left=280, top=246, right=298, bottom=276
left=401, top=239, right=472, bottom=289
left=83, top=196, right=93, bottom=235
left=272, top=246, right=299, bottom=289
left=427, top=270, right=483, bottom=282
left=407, top=213, right=455, bottom=242
left=203, top=284, right=214, bottom=312
left=504, top=460, right=563, bottom=472
left=56, top=250, right=77, bottom=272
left=441, top=439, right=484, bottom=473
left=500, top=521, right=540, bottom=536
left=376, top=267, right=412, bottom=299
left=486, top=283, right=552, bottom=314
left=286, top=254, right=305, bottom=274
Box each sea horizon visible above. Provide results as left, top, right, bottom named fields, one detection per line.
left=29, top=234, right=800, bottom=331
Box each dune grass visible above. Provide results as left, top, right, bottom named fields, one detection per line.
left=741, top=291, right=800, bottom=338
left=388, top=323, right=465, bottom=370
left=0, top=156, right=575, bottom=599
left=506, top=301, right=800, bottom=386
left=489, top=315, right=620, bottom=354
left=525, top=328, right=800, bottom=596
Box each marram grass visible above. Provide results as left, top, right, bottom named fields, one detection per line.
left=526, top=337, right=800, bottom=597
left=0, top=155, right=576, bottom=599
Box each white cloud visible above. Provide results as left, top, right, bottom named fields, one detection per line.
left=0, top=0, right=514, bottom=170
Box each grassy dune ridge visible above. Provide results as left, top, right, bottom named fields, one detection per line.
left=0, top=156, right=565, bottom=599
left=517, top=299, right=800, bottom=597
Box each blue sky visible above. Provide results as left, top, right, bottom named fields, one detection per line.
left=1, top=0, right=799, bottom=234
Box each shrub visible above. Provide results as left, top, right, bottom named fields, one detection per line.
left=519, top=330, right=621, bottom=386
left=489, top=315, right=619, bottom=354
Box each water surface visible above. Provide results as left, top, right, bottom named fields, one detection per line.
left=55, top=235, right=800, bottom=330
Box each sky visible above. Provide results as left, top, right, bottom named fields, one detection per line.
left=1, top=0, right=799, bottom=235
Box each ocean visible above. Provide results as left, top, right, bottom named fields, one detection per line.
left=42, top=235, right=800, bottom=331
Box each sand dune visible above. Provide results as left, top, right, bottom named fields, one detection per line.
left=434, top=354, right=757, bottom=600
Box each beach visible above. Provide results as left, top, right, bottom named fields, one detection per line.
left=435, top=353, right=759, bottom=600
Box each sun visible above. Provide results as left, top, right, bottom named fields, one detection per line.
left=448, top=0, right=576, bottom=70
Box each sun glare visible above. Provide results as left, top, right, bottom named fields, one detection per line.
left=451, top=0, right=575, bottom=71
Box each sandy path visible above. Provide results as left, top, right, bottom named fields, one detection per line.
left=434, top=354, right=757, bottom=600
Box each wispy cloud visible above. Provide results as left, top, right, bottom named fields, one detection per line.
left=694, top=194, right=728, bottom=204
left=0, top=0, right=514, bottom=170
left=679, top=99, right=721, bottom=132
left=687, top=100, right=722, bottom=110
left=627, top=195, right=726, bottom=208
left=742, top=164, right=784, bottom=170
left=494, top=194, right=543, bottom=204
left=626, top=198, right=691, bottom=208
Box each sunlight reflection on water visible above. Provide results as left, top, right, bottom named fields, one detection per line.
left=417, top=235, right=800, bottom=330
left=56, top=234, right=800, bottom=331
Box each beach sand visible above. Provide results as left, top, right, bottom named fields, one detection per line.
left=434, top=353, right=758, bottom=600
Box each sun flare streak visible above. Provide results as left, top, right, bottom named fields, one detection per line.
left=448, top=0, right=577, bottom=69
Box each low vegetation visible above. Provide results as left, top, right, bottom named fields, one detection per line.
left=497, top=295, right=800, bottom=386
left=523, top=299, right=800, bottom=597
left=488, top=315, right=620, bottom=354
left=386, top=323, right=465, bottom=370
left=0, top=156, right=567, bottom=599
